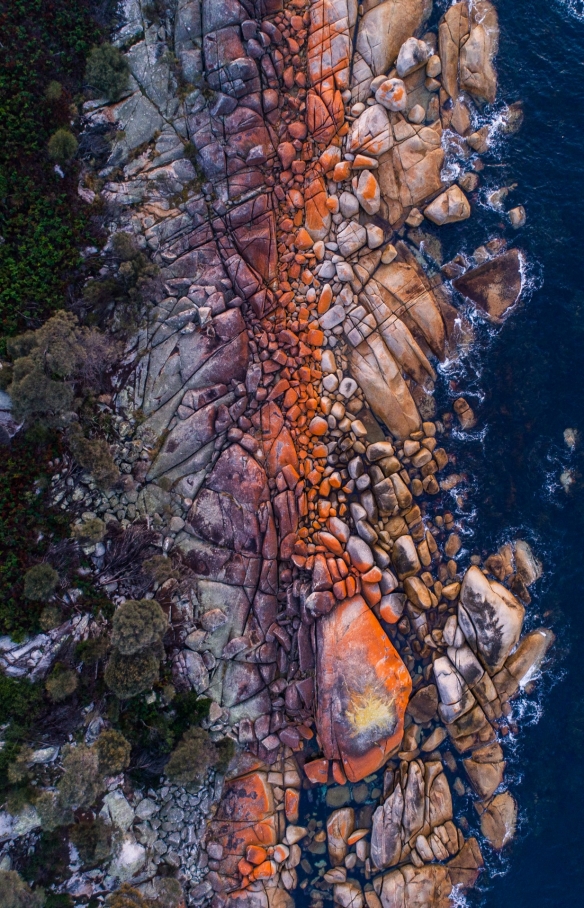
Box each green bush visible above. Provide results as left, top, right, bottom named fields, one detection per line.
left=75, top=634, right=109, bottom=666
left=111, top=599, right=167, bottom=655
left=23, top=564, right=59, bottom=601
left=0, top=431, right=70, bottom=637
left=71, top=517, right=105, bottom=544
left=104, top=648, right=160, bottom=699
left=39, top=605, right=62, bottom=632
left=215, top=736, right=236, bottom=773
left=57, top=744, right=102, bottom=810
left=0, top=871, right=44, bottom=908
left=142, top=554, right=179, bottom=585
left=35, top=791, right=72, bottom=832
left=47, top=129, right=78, bottom=164
left=68, top=426, right=119, bottom=489
left=69, top=817, right=112, bottom=866
left=44, top=81, right=63, bottom=102
left=85, top=44, right=130, bottom=101
left=6, top=312, right=118, bottom=428
left=7, top=746, right=33, bottom=785
left=45, top=665, right=78, bottom=702
left=111, top=232, right=138, bottom=262
left=105, top=886, right=147, bottom=908
left=95, top=728, right=131, bottom=774
left=165, top=726, right=213, bottom=786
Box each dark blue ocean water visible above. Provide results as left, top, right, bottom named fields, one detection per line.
left=439, top=0, right=584, bottom=903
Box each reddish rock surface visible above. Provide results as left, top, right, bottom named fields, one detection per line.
left=316, top=595, right=412, bottom=782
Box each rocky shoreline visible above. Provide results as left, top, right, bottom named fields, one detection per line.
left=0, top=1, right=555, bottom=906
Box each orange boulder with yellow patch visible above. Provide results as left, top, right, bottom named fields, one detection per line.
left=316, top=595, right=411, bottom=782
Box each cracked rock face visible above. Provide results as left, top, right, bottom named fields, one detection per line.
left=63, top=0, right=555, bottom=904
left=316, top=595, right=412, bottom=781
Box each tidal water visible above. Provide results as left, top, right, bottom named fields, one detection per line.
left=437, top=0, right=584, bottom=903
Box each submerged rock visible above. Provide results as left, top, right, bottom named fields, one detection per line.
left=453, top=249, right=523, bottom=323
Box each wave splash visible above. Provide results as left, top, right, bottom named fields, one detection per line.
left=556, top=0, right=584, bottom=21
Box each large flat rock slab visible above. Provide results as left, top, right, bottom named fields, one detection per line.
left=316, top=595, right=411, bottom=782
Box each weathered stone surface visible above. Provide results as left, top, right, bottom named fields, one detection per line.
left=446, top=837, right=484, bottom=890
left=327, top=807, right=355, bottom=865
left=459, top=566, right=525, bottom=673
left=424, top=186, right=470, bottom=225
left=460, top=0, right=499, bottom=104
left=439, top=1, right=470, bottom=99
left=453, top=250, right=523, bottom=322
left=374, top=244, right=446, bottom=358
left=396, top=38, right=430, bottom=78
left=348, top=105, right=392, bottom=157
left=316, top=595, right=411, bottom=782
left=380, top=863, right=452, bottom=908
left=375, top=79, right=407, bottom=112
left=357, top=0, right=432, bottom=76
left=407, top=684, right=438, bottom=723
left=476, top=791, right=517, bottom=850
left=349, top=335, right=421, bottom=440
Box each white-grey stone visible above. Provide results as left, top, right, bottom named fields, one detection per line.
left=109, top=834, right=147, bottom=881
left=103, top=791, right=135, bottom=831
left=339, top=192, right=360, bottom=219
left=396, top=37, right=430, bottom=77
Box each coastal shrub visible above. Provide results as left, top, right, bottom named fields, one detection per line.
left=0, top=871, right=44, bottom=908
left=45, top=665, right=78, bottom=702
left=35, top=791, right=72, bottom=832
left=85, top=44, right=130, bottom=101
left=69, top=818, right=112, bottom=866
left=142, top=554, right=179, bottom=585
left=71, top=517, right=105, bottom=544
left=44, top=81, right=63, bottom=102
left=95, top=729, right=131, bottom=774
left=111, top=599, right=167, bottom=655
left=39, top=605, right=63, bottom=632
left=165, top=726, right=213, bottom=786
left=0, top=0, right=104, bottom=335
left=105, top=886, right=147, bottom=908
left=152, top=879, right=183, bottom=908
left=9, top=363, right=74, bottom=429
left=23, top=564, right=59, bottom=601
left=215, top=736, right=236, bottom=772
left=57, top=744, right=102, bottom=810
left=111, top=231, right=138, bottom=261
left=104, top=648, right=160, bottom=699
left=7, top=746, right=33, bottom=785
left=0, top=431, right=69, bottom=637
left=47, top=129, right=78, bottom=164
left=68, top=426, right=119, bottom=489
left=75, top=634, right=109, bottom=666
left=6, top=313, right=118, bottom=427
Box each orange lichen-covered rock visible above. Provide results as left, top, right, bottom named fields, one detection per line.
left=218, top=770, right=274, bottom=823
left=305, top=176, right=331, bottom=240
left=258, top=403, right=299, bottom=478
left=250, top=859, right=278, bottom=880
left=316, top=595, right=412, bottom=782
left=296, top=227, right=314, bottom=250
left=246, top=845, right=268, bottom=865
left=307, top=83, right=345, bottom=145
left=304, top=757, right=329, bottom=784
left=208, top=769, right=278, bottom=880
left=285, top=788, right=300, bottom=823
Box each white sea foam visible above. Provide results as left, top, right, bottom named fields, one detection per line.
left=556, top=0, right=584, bottom=21
left=448, top=885, right=470, bottom=908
